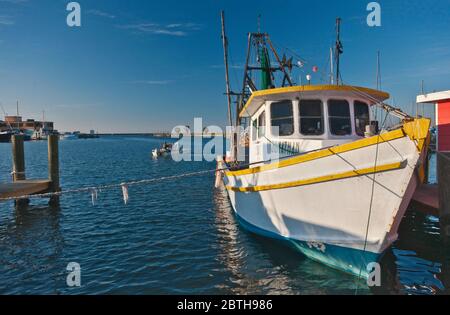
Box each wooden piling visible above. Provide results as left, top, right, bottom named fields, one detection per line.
left=48, top=135, right=60, bottom=193
left=11, top=135, right=26, bottom=182
left=438, top=152, right=450, bottom=239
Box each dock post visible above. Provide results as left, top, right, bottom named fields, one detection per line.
left=438, top=152, right=450, bottom=241
left=11, top=135, right=29, bottom=208
left=48, top=135, right=60, bottom=205
left=11, top=135, right=26, bottom=182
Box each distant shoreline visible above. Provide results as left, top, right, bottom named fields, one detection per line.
left=98, top=133, right=226, bottom=137
left=98, top=133, right=172, bottom=137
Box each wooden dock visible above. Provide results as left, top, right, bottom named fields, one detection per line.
left=411, top=184, right=439, bottom=216
left=0, top=180, right=51, bottom=199
left=0, top=134, right=60, bottom=204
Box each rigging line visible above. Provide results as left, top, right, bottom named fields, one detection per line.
left=355, top=120, right=382, bottom=295
left=0, top=103, right=14, bottom=132
left=274, top=42, right=308, bottom=65
left=339, top=77, right=409, bottom=163
left=227, top=41, right=242, bottom=93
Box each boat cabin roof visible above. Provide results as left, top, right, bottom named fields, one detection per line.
left=240, top=85, right=390, bottom=118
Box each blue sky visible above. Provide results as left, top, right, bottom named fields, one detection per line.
left=0, top=0, right=449, bottom=133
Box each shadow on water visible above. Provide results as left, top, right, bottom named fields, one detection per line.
left=0, top=200, right=65, bottom=294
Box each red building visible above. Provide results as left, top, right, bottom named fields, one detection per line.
left=0, top=116, right=54, bottom=133
left=417, top=90, right=450, bottom=152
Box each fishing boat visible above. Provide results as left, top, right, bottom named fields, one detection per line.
left=217, top=15, right=431, bottom=279
left=0, top=131, right=12, bottom=143
left=0, top=129, right=31, bottom=142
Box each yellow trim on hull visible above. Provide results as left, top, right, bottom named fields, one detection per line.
left=225, top=118, right=431, bottom=178
left=225, top=129, right=406, bottom=177
left=226, top=161, right=406, bottom=193
left=239, top=85, right=390, bottom=117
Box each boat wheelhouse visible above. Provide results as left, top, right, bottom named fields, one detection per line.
left=241, top=85, right=389, bottom=164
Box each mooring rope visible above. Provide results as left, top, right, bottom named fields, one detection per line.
left=0, top=168, right=219, bottom=203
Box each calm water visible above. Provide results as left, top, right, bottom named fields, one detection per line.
left=0, top=137, right=449, bottom=295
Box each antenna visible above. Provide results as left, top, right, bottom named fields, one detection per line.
left=376, top=51, right=381, bottom=90
left=16, top=100, right=20, bottom=130
left=334, top=18, right=343, bottom=85
left=220, top=11, right=233, bottom=129
left=330, top=47, right=334, bottom=85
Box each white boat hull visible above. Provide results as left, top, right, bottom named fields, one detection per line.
left=223, top=119, right=430, bottom=278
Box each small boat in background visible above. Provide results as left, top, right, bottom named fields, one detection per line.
left=0, top=131, right=12, bottom=143
left=78, top=130, right=100, bottom=139
left=61, top=132, right=79, bottom=140
left=152, top=142, right=173, bottom=158
left=0, top=129, right=31, bottom=143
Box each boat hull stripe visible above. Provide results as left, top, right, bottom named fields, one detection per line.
left=226, top=160, right=406, bottom=192
left=225, top=130, right=406, bottom=177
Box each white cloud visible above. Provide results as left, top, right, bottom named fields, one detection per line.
left=118, top=22, right=202, bottom=37
left=0, top=15, right=14, bottom=26
left=87, top=9, right=116, bottom=19
left=131, top=80, right=174, bottom=85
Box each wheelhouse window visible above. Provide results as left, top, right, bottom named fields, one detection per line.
left=252, top=119, right=257, bottom=141
left=299, top=100, right=324, bottom=136
left=271, top=100, right=294, bottom=136
left=328, top=100, right=352, bottom=136
left=258, top=111, right=266, bottom=139
left=354, top=101, right=370, bottom=136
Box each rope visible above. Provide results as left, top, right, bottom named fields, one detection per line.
left=355, top=130, right=381, bottom=294
left=0, top=169, right=218, bottom=202
left=354, top=107, right=390, bottom=294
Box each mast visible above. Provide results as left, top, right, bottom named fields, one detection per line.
left=376, top=50, right=381, bottom=90
left=16, top=100, right=20, bottom=130
left=334, top=18, right=343, bottom=85
left=266, top=37, right=293, bottom=87
left=239, top=32, right=253, bottom=116
left=330, top=47, right=334, bottom=85
left=221, top=11, right=233, bottom=129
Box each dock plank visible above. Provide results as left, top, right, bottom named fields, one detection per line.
left=0, top=180, right=52, bottom=200
left=412, top=184, right=439, bottom=216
